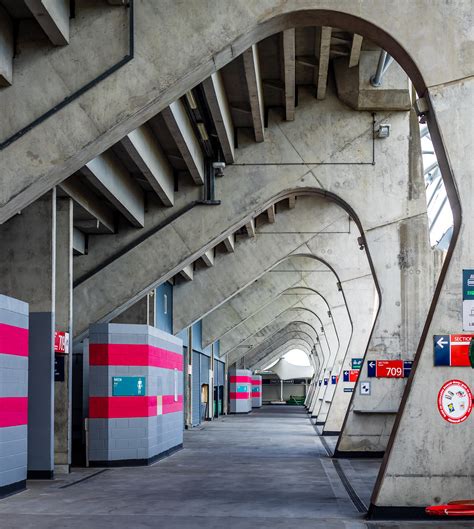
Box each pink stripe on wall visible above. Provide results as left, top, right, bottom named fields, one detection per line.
left=0, top=323, right=28, bottom=357
left=89, top=343, right=183, bottom=371
left=163, top=395, right=184, bottom=414
left=230, top=392, right=250, bottom=400
left=89, top=396, right=157, bottom=418
left=229, top=376, right=252, bottom=383
left=0, top=397, right=28, bottom=427
left=89, top=395, right=184, bottom=418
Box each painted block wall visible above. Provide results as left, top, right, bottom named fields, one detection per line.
left=88, top=323, right=183, bottom=465
left=0, top=294, right=28, bottom=497
left=251, top=375, right=262, bottom=408
left=229, top=368, right=252, bottom=413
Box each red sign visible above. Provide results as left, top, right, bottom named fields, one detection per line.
left=54, top=331, right=69, bottom=354
left=371, top=360, right=404, bottom=378
left=437, top=379, right=473, bottom=424
left=343, top=369, right=359, bottom=382
left=450, top=335, right=472, bottom=366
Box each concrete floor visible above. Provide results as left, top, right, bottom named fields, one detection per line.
left=0, top=405, right=471, bottom=529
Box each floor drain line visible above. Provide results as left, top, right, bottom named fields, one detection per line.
left=60, top=469, right=109, bottom=489
left=331, top=459, right=367, bottom=514
left=318, top=433, right=333, bottom=457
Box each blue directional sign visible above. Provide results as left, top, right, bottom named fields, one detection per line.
left=324, top=378, right=328, bottom=386
left=434, top=335, right=450, bottom=365
left=403, top=360, right=413, bottom=377
left=367, top=361, right=376, bottom=377
left=331, top=375, right=337, bottom=384
left=318, top=379, right=322, bottom=386
left=343, top=370, right=350, bottom=382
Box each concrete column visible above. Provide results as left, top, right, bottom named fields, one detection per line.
left=371, top=79, right=474, bottom=513
left=184, top=327, right=192, bottom=428
left=0, top=190, right=56, bottom=479
left=223, top=362, right=229, bottom=415
left=54, top=197, right=73, bottom=474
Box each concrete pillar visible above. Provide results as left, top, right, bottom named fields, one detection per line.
left=336, top=108, right=437, bottom=455
left=54, top=197, right=73, bottom=474
left=184, top=327, right=192, bottom=428
left=0, top=190, right=56, bottom=479
left=371, top=79, right=474, bottom=514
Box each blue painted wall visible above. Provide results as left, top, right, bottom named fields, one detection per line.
left=156, top=283, right=173, bottom=334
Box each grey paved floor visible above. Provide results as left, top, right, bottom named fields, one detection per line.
left=0, top=405, right=471, bottom=528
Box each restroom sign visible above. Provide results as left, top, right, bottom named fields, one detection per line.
left=437, top=379, right=473, bottom=424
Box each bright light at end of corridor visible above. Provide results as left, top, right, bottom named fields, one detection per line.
left=283, top=349, right=310, bottom=366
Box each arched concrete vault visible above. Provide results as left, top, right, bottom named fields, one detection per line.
left=0, top=2, right=468, bottom=513
left=250, top=340, right=314, bottom=372
left=220, top=290, right=338, bottom=359
left=201, top=255, right=347, bottom=349
left=236, top=323, right=320, bottom=372
left=226, top=309, right=330, bottom=366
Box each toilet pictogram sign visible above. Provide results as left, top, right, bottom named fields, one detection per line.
left=437, top=379, right=473, bottom=424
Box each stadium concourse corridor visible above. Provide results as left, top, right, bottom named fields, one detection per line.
left=0, top=406, right=469, bottom=529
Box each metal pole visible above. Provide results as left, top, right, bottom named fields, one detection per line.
left=280, top=379, right=284, bottom=402
left=370, top=50, right=394, bottom=87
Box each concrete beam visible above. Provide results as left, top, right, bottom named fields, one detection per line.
left=251, top=339, right=313, bottom=372
left=201, top=249, right=214, bottom=267
left=161, top=100, right=205, bottom=185
left=72, top=227, right=86, bottom=256
left=243, top=45, right=265, bottom=142
left=334, top=51, right=411, bottom=111
left=60, top=177, right=115, bottom=234
left=316, top=26, right=332, bottom=100
left=121, top=124, right=174, bottom=207
left=81, top=151, right=145, bottom=228
left=349, top=34, right=363, bottom=68
left=282, top=29, right=295, bottom=121
left=202, top=72, right=235, bottom=163
left=245, top=219, right=255, bottom=237
left=0, top=2, right=471, bottom=225
left=226, top=307, right=330, bottom=365
left=173, top=195, right=362, bottom=334
left=0, top=6, right=13, bottom=86
left=223, top=234, right=235, bottom=253
left=179, top=264, right=194, bottom=282
left=266, top=204, right=275, bottom=223
left=238, top=323, right=319, bottom=369
left=24, top=0, right=70, bottom=46
left=224, top=297, right=336, bottom=363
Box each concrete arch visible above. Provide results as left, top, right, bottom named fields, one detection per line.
left=227, top=310, right=329, bottom=366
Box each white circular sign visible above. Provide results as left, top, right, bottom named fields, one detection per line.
left=437, top=379, right=473, bottom=424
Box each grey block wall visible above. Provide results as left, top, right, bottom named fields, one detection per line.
left=229, top=368, right=252, bottom=413
left=88, top=323, right=183, bottom=465
left=0, top=294, right=29, bottom=497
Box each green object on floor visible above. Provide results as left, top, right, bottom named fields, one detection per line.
left=287, top=395, right=305, bottom=405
